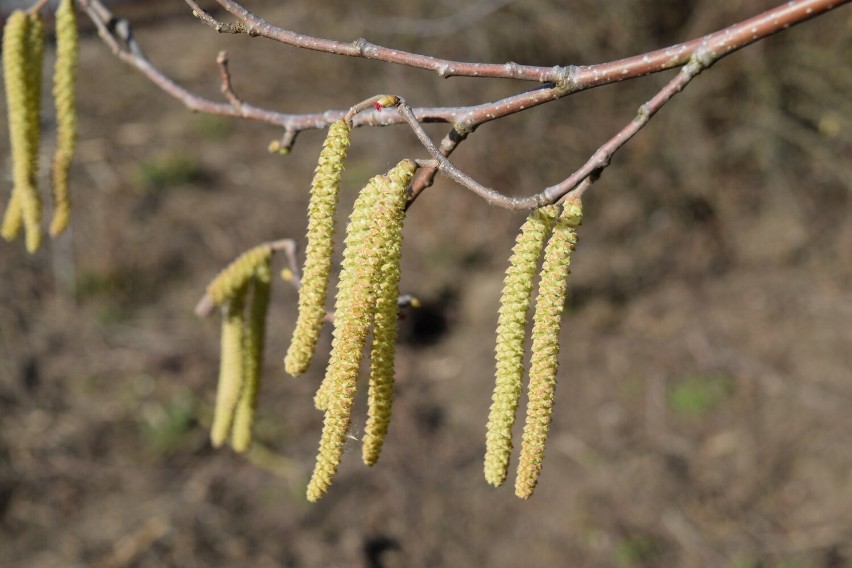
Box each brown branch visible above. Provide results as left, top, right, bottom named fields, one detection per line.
left=201, top=0, right=846, bottom=86
left=396, top=50, right=709, bottom=209
left=82, top=0, right=850, bottom=136
left=407, top=128, right=468, bottom=208
left=216, top=51, right=243, bottom=109
left=80, top=0, right=850, bottom=211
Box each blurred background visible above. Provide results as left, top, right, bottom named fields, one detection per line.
left=1, top=0, right=851, bottom=566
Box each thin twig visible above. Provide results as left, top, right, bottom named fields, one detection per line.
left=202, top=0, right=845, bottom=85
left=216, top=51, right=243, bottom=109
left=407, top=128, right=468, bottom=208
left=81, top=0, right=850, bottom=137
left=28, top=0, right=50, bottom=14
left=397, top=50, right=711, bottom=209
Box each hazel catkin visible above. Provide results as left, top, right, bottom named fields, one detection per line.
left=515, top=198, right=582, bottom=499
left=230, top=260, right=272, bottom=453
left=49, top=0, right=80, bottom=238
left=285, top=119, right=351, bottom=377
left=362, top=160, right=412, bottom=466
left=2, top=11, right=44, bottom=252
left=210, top=286, right=248, bottom=448
left=484, top=205, right=558, bottom=487
left=306, top=159, right=416, bottom=502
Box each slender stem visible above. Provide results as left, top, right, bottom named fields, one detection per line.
left=216, top=51, right=243, bottom=109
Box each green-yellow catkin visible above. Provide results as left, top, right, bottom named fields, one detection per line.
left=1, top=194, right=24, bottom=242
left=2, top=11, right=43, bottom=250
left=306, top=159, right=416, bottom=502
left=210, top=287, right=248, bottom=448
left=49, top=0, right=79, bottom=238
left=206, top=244, right=272, bottom=306
left=515, top=198, right=582, bottom=499
left=484, top=205, right=558, bottom=487
left=361, top=161, right=411, bottom=467
left=285, top=120, right=351, bottom=377
left=312, top=174, right=382, bottom=413
left=230, top=260, right=272, bottom=453
left=22, top=12, right=45, bottom=253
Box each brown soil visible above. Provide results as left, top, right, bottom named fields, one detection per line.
left=1, top=1, right=852, bottom=566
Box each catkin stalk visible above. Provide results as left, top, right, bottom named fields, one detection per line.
left=210, top=287, right=248, bottom=448
left=285, top=119, right=351, bottom=377
left=515, top=199, right=582, bottom=499
left=307, top=160, right=416, bottom=502
left=361, top=161, right=411, bottom=466
left=484, top=205, right=558, bottom=487
left=49, top=0, right=79, bottom=237
left=230, top=260, right=272, bottom=453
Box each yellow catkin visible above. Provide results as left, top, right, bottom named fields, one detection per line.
left=311, top=174, right=382, bottom=413
left=361, top=160, right=411, bottom=466
left=21, top=13, right=45, bottom=253
left=285, top=119, right=351, bottom=377
left=307, top=159, right=416, bottom=502
left=206, top=244, right=272, bottom=306
left=230, top=260, right=272, bottom=453
left=515, top=198, right=582, bottom=499
left=210, top=287, right=248, bottom=448
left=1, top=11, right=41, bottom=249
left=49, top=0, right=79, bottom=237
left=1, top=194, right=24, bottom=241
left=484, top=205, right=558, bottom=487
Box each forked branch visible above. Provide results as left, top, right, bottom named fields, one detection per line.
left=77, top=0, right=849, bottom=210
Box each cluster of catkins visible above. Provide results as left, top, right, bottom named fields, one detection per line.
left=205, top=109, right=582, bottom=502
left=205, top=115, right=415, bottom=502
left=2, top=0, right=79, bottom=252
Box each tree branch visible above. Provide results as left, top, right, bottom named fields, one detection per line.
left=79, top=0, right=850, bottom=211
left=195, top=0, right=845, bottom=86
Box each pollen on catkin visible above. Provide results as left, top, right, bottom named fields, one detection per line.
left=210, top=287, right=248, bottom=448
left=306, top=159, right=416, bottom=502
left=362, top=160, right=412, bottom=467
left=484, top=205, right=558, bottom=487
left=515, top=198, right=582, bottom=500
left=311, top=169, right=385, bottom=413
left=49, top=0, right=79, bottom=238
left=285, top=119, right=351, bottom=377
left=2, top=11, right=44, bottom=252
left=206, top=244, right=272, bottom=307
left=230, top=260, right=272, bottom=453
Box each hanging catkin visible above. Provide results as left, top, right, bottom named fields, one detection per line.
left=307, top=159, right=416, bottom=502
left=285, top=119, right=351, bottom=377
left=49, top=0, right=80, bottom=237
left=515, top=198, right=582, bottom=499
left=210, top=286, right=248, bottom=448
left=484, top=205, right=558, bottom=487
left=1, top=11, right=44, bottom=252
left=361, top=160, right=411, bottom=466
left=230, top=260, right=272, bottom=453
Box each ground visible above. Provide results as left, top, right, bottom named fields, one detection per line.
left=1, top=1, right=852, bottom=566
